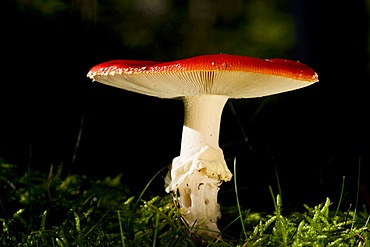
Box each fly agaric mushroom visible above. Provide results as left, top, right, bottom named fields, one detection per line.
left=87, top=54, right=318, bottom=235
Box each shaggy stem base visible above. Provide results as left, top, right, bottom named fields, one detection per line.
left=165, top=95, right=233, bottom=235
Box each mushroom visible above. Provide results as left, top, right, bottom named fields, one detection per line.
left=87, top=54, right=318, bottom=236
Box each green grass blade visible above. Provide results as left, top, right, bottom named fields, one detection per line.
left=233, top=157, right=247, bottom=239
left=134, top=167, right=166, bottom=208
left=117, top=210, right=125, bottom=247
left=152, top=212, right=159, bottom=247
left=351, top=158, right=362, bottom=230
left=334, top=176, right=345, bottom=218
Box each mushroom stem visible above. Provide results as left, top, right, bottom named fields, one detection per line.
left=166, top=94, right=233, bottom=235
left=181, top=95, right=227, bottom=158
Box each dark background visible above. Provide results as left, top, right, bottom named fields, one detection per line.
left=1, top=0, right=369, bottom=213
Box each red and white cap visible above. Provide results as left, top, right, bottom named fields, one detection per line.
left=87, top=54, right=318, bottom=99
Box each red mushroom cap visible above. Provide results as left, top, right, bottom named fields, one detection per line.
left=87, top=54, right=318, bottom=98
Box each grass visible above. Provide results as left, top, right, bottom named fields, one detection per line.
left=0, top=160, right=369, bottom=246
